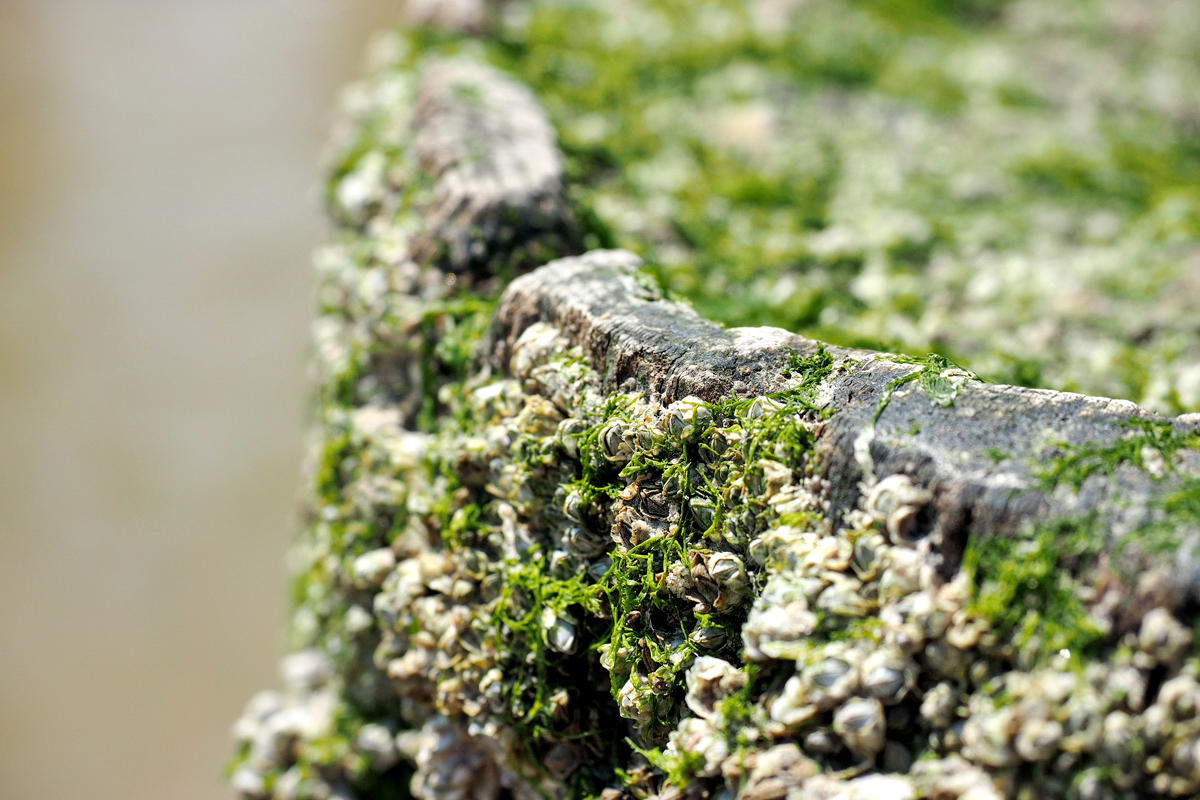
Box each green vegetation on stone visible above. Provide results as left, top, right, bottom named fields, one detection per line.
left=963, top=517, right=1105, bottom=667
left=362, top=0, right=1200, bottom=412
left=873, top=352, right=983, bottom=424
left=1039, top=418, right=1199, bottom=491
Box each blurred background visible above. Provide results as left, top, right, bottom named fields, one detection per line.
left=0, top=2, right=401, bottom=798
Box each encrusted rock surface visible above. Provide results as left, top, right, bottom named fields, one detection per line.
left=327, top=51, right=582, bottom=285
left=496, top=249, right=1200, bottom=581
left=229, top=16, right=1200, bottom=800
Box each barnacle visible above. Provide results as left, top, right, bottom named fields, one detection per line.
left=833, top=697, right=888, bottom=760
left=229, top=7, right=1200, bottom=800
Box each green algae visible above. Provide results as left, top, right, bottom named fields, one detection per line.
left=872, top=352, right=984, bottom=424
left=962, top=418, right=1200, bottom=668
left=963, top=517, right=1106, bottom=667
left=235, top=4, right=1200, bottom=797
left=1039, top=418, right=1200, bottom=491
left=367, top=0, right=1200, bottom=412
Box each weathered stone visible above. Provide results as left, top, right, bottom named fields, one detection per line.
left=496, top=248, right=1200, bottom=585
left=230, top=12, right=1200, bottom=800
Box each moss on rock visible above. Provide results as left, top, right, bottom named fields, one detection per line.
left=228, top=5, right=1200, bottom=800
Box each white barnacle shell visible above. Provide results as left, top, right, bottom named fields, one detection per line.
left=541, top=607, right=578, bottom=655
left=769, top=675, right=817, bottom=728
left=802, top=727, right=843, bottom=756
left=562, top=525, right=601, bottom=559
left=750, top=526, right=819, bottom=569
left=1141, top=702, right=1171, bottom=748
left=344, top=604, right=374, bottom=635
left=231, top=690, right=283, bottom=745
left=617, top=676, right=653, bottom=724
left=336, top=150, right=388, bottom=219
left=629, top=420, right=656, bottom=452
left=557, top=415, right=587, bottom=455
left=740, top=744, right=819, bottom=800
left=662, top=467, right=684, bottom=500
left=845, top=774, right=915, bottom=800
left=860, top=647, right=917, bottom=705
left=600, top=419, right=632, bottom=462
left=1180, top=737, right=1200, bottom=785
left=746, top=395, right=783, bottom=420
left=801, top=535, right=851, bottom=576
left=1059, top=687, right=1107, bottom=753
left=742, top=601, right=817, bottom=661
left=586, top=555, right=612, bottom=582
left=352, top=548, right=397, bottom=589
left=667, top=717, right=728, bottom=778
left=348, top=473, right=409, bottom=519
left=689, top=626, right=728, bottom=650
left=685, top=657, right=747, bottom=719
left=769, top=484, right=819, bottom=517
left=646, top=495, right=676, bottom=527
left=1104, top=665, right=1146, bottom=712
left=816, top=575, right=872, bottom=617
left=690, top=498, right=717, bottom=530
left=833, top=697, right=887, bottom=759
left=1139, top=607, right=1193, bottom=666
left=469, top=379, right=524, bottom=421
left=1157, top=673, right=1200, bottom=714
left=909, top=756, right=1001, bottom=800
left=801, top=642, right=863, bottom=711
left=944, top=612, right=987, bottom=650
left=666, top=396, right=712, bottom=441
left=274, top=766, right=331, bottom=800
left=881, top=617, right=925, bottom=656
left=562, top=488, right=585, bottom=522
left=701, top=428, right=729, bottom=463
left=706, top=550, right=750, bottom=610
left=230, top=767, right=266, bottom=798
left=756, top=459, right=793, bottom=500
left=1014, top=718, right=1063, bottom=762
left=962, top=708, right=1020, bottom=767
left=919, top=681, right=961, bottom=730
left=878, top=546, right=923, bottom=600
left=1101, top=710, right=1135, bottom=761
left=1049, top=665, right=1086, bottom=697
left=905, top=591, right=950, bottom=640
left=510, top=321, right=565, bottom=380
left=851, top=532, right=888, bottom=581
left=409, top=716, right=500, bottom=800
left=742, top=577, right=818, bottom=661
left=864, top=474, right=932, bottom=543
left=281, top=649, right=334, bottom=693
left=357, top=722, right=399, bottom=771
left=479, top=668, right=504, bottom=706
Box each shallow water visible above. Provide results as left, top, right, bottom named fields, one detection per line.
left=0, top=2, right=398, bottom=798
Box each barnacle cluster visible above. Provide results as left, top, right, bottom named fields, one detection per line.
left=655, top=481, right=1200, bottom=800
left=229, top=228, right=844, bottom=798
left=231, top=219, right=1200, bottom=800
left=228, top=4, right=1200, bottom=799
left=371, top=0, right=1200, bottom=412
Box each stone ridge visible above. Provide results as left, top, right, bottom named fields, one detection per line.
left=226, top=31, right=1200, bottom=800
left=409, top=57, right=580, bottom=276
left=495, top=250, right=1200, bottom=586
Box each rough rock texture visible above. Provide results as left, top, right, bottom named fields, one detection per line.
left=496, top=250, right=1200, bottom=587
left=328, top=53, right=582, bottom=285
left=413, top=0, right=1200, bottom=413
left=407, top=57, right=580, bottom=276
left=228, top=22, right=1200, bottom=800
